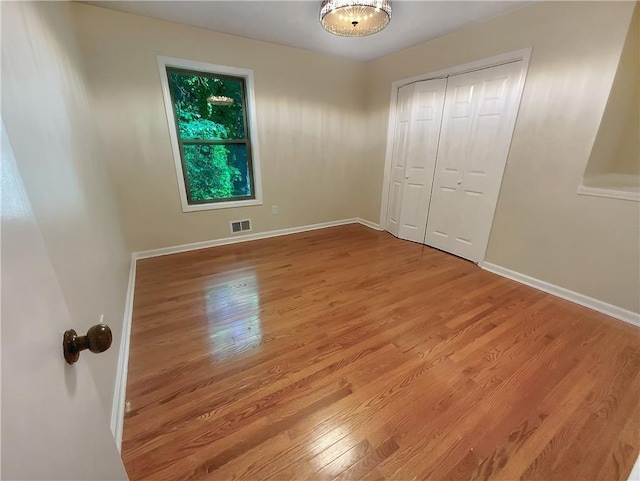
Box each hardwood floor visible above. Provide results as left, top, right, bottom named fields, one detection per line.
left=122, top=224, right=640, bottom=481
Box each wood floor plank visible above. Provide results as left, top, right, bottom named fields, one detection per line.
left=122, top=224, right=640, bottom=481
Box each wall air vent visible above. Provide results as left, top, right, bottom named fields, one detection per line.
left=230, top=219, right=252, bottom=234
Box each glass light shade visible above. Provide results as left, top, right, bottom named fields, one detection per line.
left=207, top=95, right=234, bottom=106
left=320, top=0, right=392, bottom=37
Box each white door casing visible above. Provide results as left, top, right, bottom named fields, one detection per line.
left=386, top=78, right=447, bottom=243
left=425, top=61, right=524, bottom=262
left=1, top=122, right=128, bottom=481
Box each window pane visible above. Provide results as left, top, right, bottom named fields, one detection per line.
left=183, top=143, right=252, bottom=203
left=168, top=69, right=246, bottom=140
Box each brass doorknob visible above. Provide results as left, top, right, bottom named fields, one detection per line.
left=63, top=324, right=112, bottom=365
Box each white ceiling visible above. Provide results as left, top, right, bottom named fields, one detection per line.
left=86, top=1, right=533, bottom=61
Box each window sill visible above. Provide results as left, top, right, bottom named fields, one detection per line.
left=182, top=199, right=263, bottom=212
left=577, top=174, right=640, bottom=202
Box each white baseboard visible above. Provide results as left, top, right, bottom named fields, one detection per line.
left=357, top=217, right=383, bottom=231
left=134, top=218, right=380, bottom=260
left=110, top=255, right=136, bottom=451
left=481, top=262, right=640, bottom=328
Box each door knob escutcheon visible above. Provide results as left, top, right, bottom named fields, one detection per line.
left=63, top=324, right=112, bottom=364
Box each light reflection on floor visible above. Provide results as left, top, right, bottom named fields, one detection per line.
left=204, top=268, right=262, bottom=361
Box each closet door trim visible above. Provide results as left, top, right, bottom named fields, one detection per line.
left=379, top=48, right=532, bottom=256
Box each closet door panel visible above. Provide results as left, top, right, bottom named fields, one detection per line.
left=386, top=84, right=414, bottom=237
left=452, top=189, right=485, bottom=259
left=425, top=184, right=459, bottom=244
left=425, top=61, right=524, bottom=262
left=464, top=75, right=509, bottom=192
left=424, top=79, right=477, bottom=252
left=460, top=63, right=523, bottom=261
left=397, top=78, right=447, bottom=243
left=399, top=182, right=426, bottom=234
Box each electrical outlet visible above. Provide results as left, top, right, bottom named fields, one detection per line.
left=272, top=205, right=279, bottom=215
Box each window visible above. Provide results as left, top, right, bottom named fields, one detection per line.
left=158, top=56, right=262, bottom=211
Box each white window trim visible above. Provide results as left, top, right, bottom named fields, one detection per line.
left=157, top=55, right=263, bottom=212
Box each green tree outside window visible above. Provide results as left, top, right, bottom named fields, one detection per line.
left=167, top=68, right=254, bottom=203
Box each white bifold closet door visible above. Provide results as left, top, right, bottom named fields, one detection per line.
left=424, top=61, right=524, bottom=262
left=387, top=78, right=447, bottom=243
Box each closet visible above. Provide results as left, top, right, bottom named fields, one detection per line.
left=385, top=60, right=525, bottom=263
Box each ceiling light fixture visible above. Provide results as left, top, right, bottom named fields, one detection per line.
left=320, top=0, right=392, bottom=37
left=207, top=95, right=234, bottom=106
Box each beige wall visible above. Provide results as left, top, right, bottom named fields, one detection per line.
left=4, top=1, right=636, bottom=409
left=1, top=0, right=636, bottom=449
left=72, top=3, right=367, bottom=252
left=585, top=4, right=639, bottom=178
left=1, top=2, right=131, bottom=413
left=364, top=1, right=639, bottom=313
